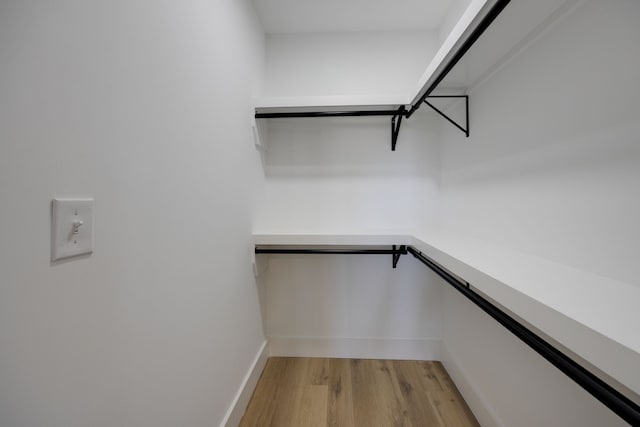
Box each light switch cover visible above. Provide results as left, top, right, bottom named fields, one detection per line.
left=51, top=198, right=94, bottom=261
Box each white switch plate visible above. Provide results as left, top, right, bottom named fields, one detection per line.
left=51, top=198, right=94, bottom=261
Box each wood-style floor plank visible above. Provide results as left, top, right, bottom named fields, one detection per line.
left=327, top=358, right=355, bottom=427
left=239, top=357, right=478, bottom=427
left=309, top=357, right=330, bottom=386
left=351, top=359, right=412, bottom=427
left=428, top=362, right=480, bottom=427
left=293, top=385, right=328, bottom=427
left=392, top=360, right=443, bottom=426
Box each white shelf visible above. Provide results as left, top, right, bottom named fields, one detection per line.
left=254, top=95, right=410, bottom=112
left=254, top=0, right=495, bottom=114
left=253, top=233, right=411, bottom=247
left=254, top=230, right=640, bottom=397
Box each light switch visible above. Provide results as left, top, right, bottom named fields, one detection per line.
left=51, top=198, right=94, bottom=261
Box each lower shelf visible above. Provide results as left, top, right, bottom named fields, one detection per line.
left=253, top=231, right=640, bottom=399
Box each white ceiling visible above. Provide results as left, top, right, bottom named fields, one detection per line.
left=252, top=0, right=455, bottom=34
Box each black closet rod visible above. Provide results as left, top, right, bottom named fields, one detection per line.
left=254, top=110, right=399, bottom=119
left=405, top=246, right=640, bottom=426
left=255, top=248, right=400, bottom=255
left=255, top=246, right=408, bottom=268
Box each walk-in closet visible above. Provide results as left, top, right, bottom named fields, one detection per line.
left=1, top=0, right=638, bottom=426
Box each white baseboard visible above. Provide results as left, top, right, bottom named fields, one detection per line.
left=220, top=340, right=268, bottom=427
left=268, top=336, right=440, bottom=361
left=441, top=343, right=503, bottom=427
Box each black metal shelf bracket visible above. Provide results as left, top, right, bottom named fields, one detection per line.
left=424, top=95, right=469, bottom=137
left=391, top=107, right=405, bottom=151
left=392, top=245, right=407, bottom=268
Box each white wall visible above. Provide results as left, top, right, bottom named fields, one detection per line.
left=257, top=26, right=444, bottom=233
left=442, top=286, right=627, bottom=427
left=264, top=31, right=437, bottom=97
left=255, top=111, right=445, bottom=358
left=0, top=1, right=266, bottom=426
left=438, top=1, right=640, bottom=425
left=255, top=28, right=445, bottom=358
left=264, top=254, right=442, bottom=359
left=255, top=113, right=441, bottom=234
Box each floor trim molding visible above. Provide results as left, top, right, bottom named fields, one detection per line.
left=441, top=343, right=503, bottom=427
left=220, top=340, right=268, bottom=427
left=269, top=336, right=440, bottom=361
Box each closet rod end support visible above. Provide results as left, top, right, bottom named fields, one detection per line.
left=391, top=107, right=406, bottom=151
left=392, top=245, right=407, bottom=268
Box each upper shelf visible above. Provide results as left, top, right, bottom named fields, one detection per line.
left=255, top=0, right=575, bottom=114
left=254, top=95, right=409, bottom=114
left=252, top=1, right=508, bottom=150
left=255, top=0, right=508, bottom=115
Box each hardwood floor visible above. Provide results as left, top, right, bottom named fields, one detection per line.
left=239, top=358, right=479, bottom=427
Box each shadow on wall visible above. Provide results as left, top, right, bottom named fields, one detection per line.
left=263, top=253, right=443, bottom=348
left=263, top=113, right=442, bottom=178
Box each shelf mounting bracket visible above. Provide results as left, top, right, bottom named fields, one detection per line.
left=391, top=107, right=406, bottom=151
left=424, top=95, right=469, bottom=137
left=392, top=245, right=407, bottom=268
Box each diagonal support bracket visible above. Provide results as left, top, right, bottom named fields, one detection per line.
left=391, top=107, right=406, bottom=151
left=392, top=245, right=408, bottom=268
left=424, top=95, right=469, bottom=137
